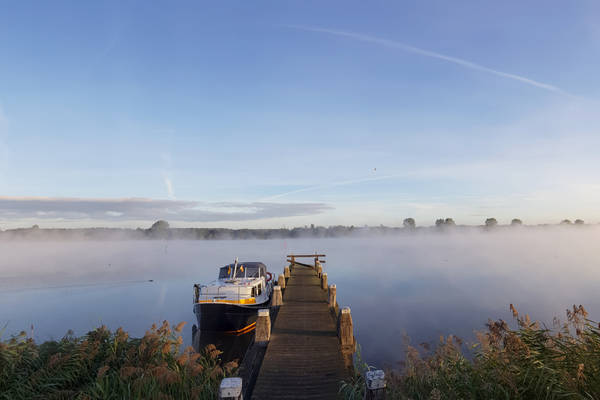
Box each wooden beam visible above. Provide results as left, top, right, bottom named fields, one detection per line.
left=286, top=254, right=326, bottom=258
left=288, top=259, right=325, bottom=264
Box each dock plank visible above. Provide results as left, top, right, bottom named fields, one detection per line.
left=251, top=265, right=349, bottom=399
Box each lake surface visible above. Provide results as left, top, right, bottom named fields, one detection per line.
left=1, top=228, right=599, bottom=367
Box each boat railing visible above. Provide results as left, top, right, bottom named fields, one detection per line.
left=193, top=282, right=245, bottom=303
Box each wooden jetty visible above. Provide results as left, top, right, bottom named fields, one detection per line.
left=231, top=254, right=357, bottom=399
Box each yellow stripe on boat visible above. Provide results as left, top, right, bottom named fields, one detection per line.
left=225, top=322, right=256, bottom=335
left=196, top=297, right=257, bottom=305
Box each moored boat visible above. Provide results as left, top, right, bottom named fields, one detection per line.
left=193, top=260, right=273, bottom=334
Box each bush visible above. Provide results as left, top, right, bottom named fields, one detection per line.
left=342, top=305, right=600, bottom=399
left=0, top=321, right=237, bottom=399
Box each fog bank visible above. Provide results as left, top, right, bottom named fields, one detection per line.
left=1, top=227, right=599, bottom=365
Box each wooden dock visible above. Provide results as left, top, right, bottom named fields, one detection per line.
left=249, top=261, right=352, bottom=399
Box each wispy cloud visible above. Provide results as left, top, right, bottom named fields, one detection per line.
left=163, top=176, right=175, bottom=200
left=0, top=197, right=332, bottom=223
left=287, top=25, right=572, bottom=96
left=261, top=173, right=406, bottom=201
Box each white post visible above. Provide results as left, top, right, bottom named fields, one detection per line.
left=219, top=377, right=243, bottom=399
left=364, top=370, right=386, bottom=399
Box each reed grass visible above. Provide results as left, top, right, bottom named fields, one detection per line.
left=0, top=321, right=237, bottom=399
left=341, top=305, right=600, bottom=399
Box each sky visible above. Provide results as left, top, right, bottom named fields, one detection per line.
left=1, top=0, right=599, bottom=228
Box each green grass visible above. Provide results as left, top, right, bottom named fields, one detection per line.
left=0, top=321, right=237, bottom=400
left=341, top=305, right=600, bottom=399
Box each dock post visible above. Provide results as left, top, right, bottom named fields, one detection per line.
left=328, top=284, right=336, bottom=308
left=364, top=370, right=386, bottom=399
left=339, top=307, right=355, bottom=355
left=218, top=377, right=243, bottom=399
left=284, top=265, right=290, bottom=279
left=272, top=285, right=283, bottom=306
left=278, top=274, right=286, bottom=289
left=321, top=273, right=328, bottom=290
left=255, top=309, right=271, bottom=345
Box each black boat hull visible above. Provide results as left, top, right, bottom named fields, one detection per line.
left=193, top=302, right=267, bottom=334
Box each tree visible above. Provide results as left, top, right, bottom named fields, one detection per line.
left=403, top=218, right=416, bottom=229
left=574, top=219, right=584, bottom=225
left=511, top=219, right=523, bottom=226
left=150, top=220, right=170, bottom=230
left=148, top=220, right=171, bottom=238
left=435, top=218, right=455, bottom=228
left=560, top=219, right=572, bottom=225
left=485, top=218, right=498, bottom=228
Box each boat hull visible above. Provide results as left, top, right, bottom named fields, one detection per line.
left=194, top=302, right=267, bottom=334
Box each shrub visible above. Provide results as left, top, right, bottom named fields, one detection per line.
left=342, top=305, right=600, bottom=399
left=0, top=321, right=236, bottom=399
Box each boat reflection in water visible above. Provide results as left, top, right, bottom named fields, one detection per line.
left=192, top=327, right=255, bottom=363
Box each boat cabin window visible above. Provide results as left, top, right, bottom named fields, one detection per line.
left=250, top=284, right=262, bottom=297
left=219, top=263, right=267, bottom=279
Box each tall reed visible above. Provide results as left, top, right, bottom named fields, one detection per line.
left=342, top=305, right=600, bottom=399
left=0, top=321, right=237, bottom=399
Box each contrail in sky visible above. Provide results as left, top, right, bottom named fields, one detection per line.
left=261, top=173, right=405, bottom=201
left=288, top=25, right=571, bottom=96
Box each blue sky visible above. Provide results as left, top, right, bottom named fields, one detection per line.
left=1, top=1, right=599, bottom=228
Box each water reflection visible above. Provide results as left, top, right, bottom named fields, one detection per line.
left=195, top=329, right=255, bottom=363
left=1, top=230, right=599, bottom=367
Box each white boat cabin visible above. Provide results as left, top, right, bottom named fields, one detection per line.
left=194, top=262, right=272, bottom=305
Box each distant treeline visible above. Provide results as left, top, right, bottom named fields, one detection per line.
left=0, top=218, right=593, bottom=241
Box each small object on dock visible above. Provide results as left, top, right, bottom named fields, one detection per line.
left=321, top=272, right=328, bottom=290
left=316, top=264, right=323, bottom=278
left=255, top=309, right=271, bottom=345
left=277, top=274, right=286, bottom=289
left=328, top=284, right=336, bottom=308
left=283, top=266, right=290, bottom=279
left=364, top=370, right=386, bottom=399
left=271, top=285, right=283, bottom=306
left=218, top=377, right=243, bottom=400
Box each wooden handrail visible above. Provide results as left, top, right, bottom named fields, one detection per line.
left=286, top=254, right=326, bottom=258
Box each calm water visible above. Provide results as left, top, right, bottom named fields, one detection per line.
left=1, top=229, right=599, bottom=366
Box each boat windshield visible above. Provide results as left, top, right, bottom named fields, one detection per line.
left=218, top=262, right=266, bottom=279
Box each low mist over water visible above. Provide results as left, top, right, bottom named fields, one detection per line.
left=1, top=227, right=599, bottom=366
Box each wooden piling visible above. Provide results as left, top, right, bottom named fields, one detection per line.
left=255, top=309, right=271, bottom=345
left=364, top=370, right=386, bottom=400
left=277, top=274, right=286, bottom=289
left=271, top=285, right=282, bottom=306
left=284, top=266, right=290, bottom=279
left=218, top=377, right=243, bottom=399
left=328, top=284, right=336, bottom=308
left=321, top=272, right=328, bottom=290
left=339, top=306, right=355, bottom=368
